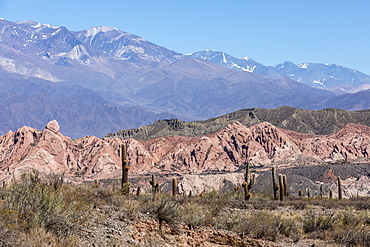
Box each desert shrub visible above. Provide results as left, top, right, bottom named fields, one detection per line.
left=0, top=172, right=89, bottom=239
left=145, top=195, right=181, bottom=232
left=45, top=172, right=65, bottom=191
left=180, top=202, right=209, bottom=229
left=242, top=211, right=280, bottom=241
left=277, top=216, right=302, bottom=242
left=337, top=226, right=370, bottom=247
left=302, top=209, right=337, bottom=235
left=340, top=207, right=367, bottom=227
left=117, top=197, right=141, bottom=221
left=215, top=210, right=244, bottom=231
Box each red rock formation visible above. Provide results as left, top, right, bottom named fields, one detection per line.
left=0, top=120, right=369, bottom=183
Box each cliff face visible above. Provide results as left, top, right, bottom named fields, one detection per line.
left=1, top=120, right=370, bottom=183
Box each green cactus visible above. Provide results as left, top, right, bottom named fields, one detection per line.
left=150, top=174, right=159, bottom=195
left=283, top=174, right=288, bottom=197
left=121, top=143, right=130, bottom=194
left=272, top=166, right=279, bottom=200
left=320, top=184, right=323, bottom=199
left=242, top=162, right=255, bottom=200
left=136, top=187, right=141, bottom=196
left=93, top=179, right=99, bottom=188
left=329, top=189, right=333, bottom=199
left=338, top=176, right=343, bottom=200
left=298, top=189, right=302, bottom=198
left=307, top=187, right=311, bottom=198
left=172, top=177, right=177, bottom=197
left=279, top=174, right=284, bottom=201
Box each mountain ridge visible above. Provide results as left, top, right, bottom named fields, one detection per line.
left=0, top=18, right=369, bottom=138
left=188, top=49, right=370, bottom=93
left=105, top=106, right=370, bottom=140
left=1, top=119, right=370, bottom=184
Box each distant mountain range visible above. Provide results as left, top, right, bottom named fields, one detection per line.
left=0, top=18, right=369, bottom=138
left=188, top=49, right=370, bottom=94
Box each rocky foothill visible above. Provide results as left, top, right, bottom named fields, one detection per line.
left=0, top=120, right=369, bottom=197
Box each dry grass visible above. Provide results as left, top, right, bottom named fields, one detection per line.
left=1, top=172, right=370, bottom=246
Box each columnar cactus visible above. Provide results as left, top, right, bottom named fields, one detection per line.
left=298, top=189, right=302, bottom=198
left=242, top=162, right=255, bottom=200
left=150, top=174, right=159, bottom=195
left=279, top=174, right=284, bottom=201
left=94, top=179, right=99, bottom=188
left=283, top=174, right=288, bottom=197
left=307, top=187, right=311, bottom=198
left=320, top=184, right=323, bottom=199
left=272, top=166, right=279, bottom=200
left=172, top=177, right=177, bottom=197
left=338, top=176, right=343, bottom=200
left=121, top=143, right=130, bottom=194
left=329, top=189, right=333, bottom=199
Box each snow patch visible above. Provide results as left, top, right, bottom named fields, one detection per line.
left=31, top=23, right=41, bottom=28
left=84, top=26, right=118, bottom=38
left=114, top=45, right=144, bottom=57
left=298, top=62, right=309, bottom=69
left=132, top=37, right=146, bottom=43
left=241, top=56, right=250, bottom=61
left=313, top=80, right=325, bottom=88
left=222, top=53, right=227, bottom=63
left=0, top=57, right=62, bottom=82
left=244, top=65, right=256, bottom=72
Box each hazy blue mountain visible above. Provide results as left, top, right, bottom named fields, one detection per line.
left=0, top=18, right=366, bottom=138
left=188, top=49, right=370, bottom=94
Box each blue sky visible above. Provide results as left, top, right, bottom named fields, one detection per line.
left=1, top=0, right=369, bottom=74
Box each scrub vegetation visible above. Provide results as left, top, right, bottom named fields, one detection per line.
left=1, top=170, right=370, bottom=246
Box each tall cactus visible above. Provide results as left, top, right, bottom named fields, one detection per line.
left=337, top=176, right=343, bottom=200
left=150, top=174, right=159, bottom=195
left=272, top=166, right=279, bottom=200
left=172, top=177, right=177, bottom=197
left=121, top=143, right=130, bottom=194
left=242, top=162, right=255, bottom=200
left=307, top=187, right=311, bottom=198
left=279, top=174, right=284, bottom=201
left=283, top=174, right=288, bottom=197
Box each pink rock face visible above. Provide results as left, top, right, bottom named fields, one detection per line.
left=0, top=120, right=369, bottom=183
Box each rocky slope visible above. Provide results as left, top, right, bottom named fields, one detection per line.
left=1, top=120, right=369, bottom=189
left=106, top=106, right=370, bottom=140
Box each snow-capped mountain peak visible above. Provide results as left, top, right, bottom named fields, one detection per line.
left=83, top=26, right=119, bottom=38
left=16, top=20, right=58, bottom=29
left=187, top=49, right=263, bottom=73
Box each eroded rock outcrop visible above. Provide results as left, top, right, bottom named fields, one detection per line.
left=0, top=120, right=370, bottom=183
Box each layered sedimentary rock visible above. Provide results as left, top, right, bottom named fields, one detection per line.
left=0, top=120, right=370, bottom=183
